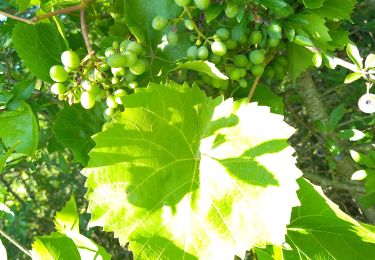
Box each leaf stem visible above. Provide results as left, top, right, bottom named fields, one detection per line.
left=247, top=76, right=261, bottom=102
left=80, top=8, right=94, bottom=56
left=0, top=228, right=31, bottom=257
left=0, top=10, right=33, bottom=24
left=31, top=4, right=84, bottom=23
left=184, top=7, right=207, bottom=41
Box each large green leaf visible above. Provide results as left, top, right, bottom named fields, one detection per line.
left=83, top=82, right=302, bottom=259
left=0, top=102, right=39, bottom=156
left=284, top=178, right=375, bottom=259
left=287, top=43, right=313, bottom=81
left=312, top=0, right=357, bottom=20
left=12, top=23, right=63, bottom=82
left=53, top=104, right=105, bottom=165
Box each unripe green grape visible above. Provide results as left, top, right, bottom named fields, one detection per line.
left=167, top=31, right=179, bottom=46
left=228, top=67, right=242, bottom=81
left=121, top=51, right=138, bottom=67
left=245, top=62, right=253, bottom=71
left=105, top=107, right=116, bottom=117
left=50, top=65, right=68, bottom=82
left=184, top=19, right=195, bottom=30
left=197, top=46, right=209, bottom=60
left=105, top=47, right=115, bottom=57
left=196, top=39, right=202, bottom=46
left=268, top=22, right=282, bottom=39
left=275, top=56, right=288, bottom=66
left=112, top=41, right=119, bottom=50
left=211, top=78, right=229, bottom=89
left=251, top=64, right=265, bottom=76
left=225, top=2, right=239, bottom=18
left=194, top=0, right=210, bottom=10
left=239, top=34, right=247, bottom=44
left=99, top=63, right=110, bottom=71
left=238, top=68, right=246, bottom=78
left=249, top=50, right=266, bottom=65
left=249, top=31, right=262, bottom=45
left=58, top=94, right=65, bottom=101
left=107, top=53, right=127, bottom=68
left=114, top=89, right=127, bottom=104
left=210, top=53, right=221, bottom=64
left=239, top=78, right=248, bottom=88
left=211, top=41, right=227, bottom=56
left=128, top=81, right=139, bottom=89
left=120, top=40, right=131, bottom=52
left=50, top=83, right=66, bottom=95
left=267, top=38, right=280, bottom=47
left=111, top=67, right=126, bottom=77
left=152, top=16, right=168, bottom=31
left=186, top=45, right=198, bottom=60
left=129, top=59, right=147, bottom=75
left=81, top=80, right=93, bottom=91
left=95, top=69, right=107, bottom=82
left=125, top=71, right=137, bottom=81
left=80, top=91, right=96, bottom=109
left=216, top=28, right=230, bottom=41
left=126, top=41, right=143, bottom=55
left=61, top=50, right=80, bottom=69
left=225, top=39, right=238, bottom=50
left=264, top=66, right=275, bottom=78
left=106, top=95, right=118, bottom=108
left=111, top=77, right=120, bottom=84
left=175, top=0, right=190, bottom=6
left=234, top=54, right=249, bottom=67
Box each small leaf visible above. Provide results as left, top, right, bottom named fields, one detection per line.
left=285, top=25, right=295, bottom=42
left=312, top=52, right=323, bottom=67
left=302, top=0, right=326, bottom=9
left=351, top=170, right=368, bottom=181
left=350, top=150, right=375, bottom=168
left=174, top=61, right=228, bottom=80
left=259, top=0, right=287, bottom=8
left=328, top=104, right=345, bottom=131
left=344, top=72, right=362, bottom=84
left=365, top=54, right=375, bottom=69
left=54, top=197, right=80, bottom=233
left=346, top=43, right=363, bottom=69
left=205, top=4, right=224, bottom=23
left=338, top=129, right=365, bottom=141
left=294, top=35, right=314, bottom=47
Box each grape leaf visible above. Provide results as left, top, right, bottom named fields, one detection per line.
left=312, top=0, right=357, bottom=20
left=0, top=102, right=39, bottom=156
left=284, top=178, right=375, bottom=259
left=54, top=197, right=79, bottom=234
left=302, top=0, right=326, bottom=9
left=13, top=23, right=63, bottom=82
left=287, top=43, right=313, bottom=81
left=53, top=104, right=105, bottom=165
left=83, top=82, right=302, bottom=259
left=260, top=0, right=287, bottom=9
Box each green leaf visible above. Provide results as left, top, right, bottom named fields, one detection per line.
left=83, top=82, right=302, bottom=259
left=54, top=197, right=80, bottom=233
left=328, top=104, right=345, bottom=131
left=338, top=129, right=365, bottom=141
left=301, top=14, right=331, bottom=50
left=259, top=0, right=287, bottom=9
left=0, top=102, right=39, bottom=156
left=252, top=84, right=284, bottom=115
left=347, top=42, right=363, bottom=69
left=359, top=192, right=375, bottom=209
left=284, top=178, right=375, bottom=259
left=0, top=239, right=6, bottom=260
left=365, top=54, right=375, bottom=69
left=350, top=150, right=375, bottom=168
left=287, top=43, right=313, bottom=81
left=53, top=104, right=105, bottom=165
left=0, top=146, right=16, bottom=173
left=205, top=4, right=224, bottom=23
left=174, top=61, right=228, bottom=80
left=312, top=0, right=357, bottom=20
left=294, top=35, right=314, bottom=47
left=302, top=0, right=326, bottom=9
left=11, top=80, right=35, bottom=101
left=344, top=72, right=363, bottom=83
left=12, top=23, right=63, bottom=82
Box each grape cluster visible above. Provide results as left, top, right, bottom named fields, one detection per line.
left=49, top=40, right=148, bottom=118
left=151, top=0, right=289, bottom=92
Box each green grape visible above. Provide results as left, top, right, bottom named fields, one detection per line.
left=238, top=34, right=247, bottom=44
left=211, top=41, right=227, bottom=56
left=126, top=41, right=143, bottom=55
left=216, top=28, right=230, bottom=41
left=64, top=66, right=75, bottom=73
left=238, top=68, right=246, bottom=78
left=239, top=78, right=248, bottom=88
left=167, top=31, right=179, bottom=46
left=107, top=54, right=127, bottom=68
left=125, top=71, right=137, bottom=81
left=194, top=0, right=210, bottom=10
left=99, top=63, right=110, bottom=71
left=112, top=41, right=119, bottom=50
left=249, top=50, right=266, bottom=65
left=120, top=40, right=131, bottom=52
left=105, top=47, right=115, bottom=57
left=106, top=95, right=118, bottom=108
left=245, top=62, right=253, bottom=71
left=264, top=66, right=275, bottom=78
left=267, top=38, right=280, bottom=47
left=184, top=19, right=195, bottom=30
left=211, top=78, right=229, bottom=89
left=197, top=46, right=209, bottom=60
left=111, top=67, right=126, bottom=77
left=50, top=65, right=68, bottom=82
left=95, top=69, right=107, bottom=82
left=210, top=53, right=221, bottom=64
left=275, top=56, right=288, bottom=66
left=228, top=67, right=242, bottom=81
left=58, top=94, right=65, bottom=101
left=234, top=54, right=249, bottom=67
left=81, top=80, right=93, bottom=91
left=249, top=31, right=262, bottom=45
left=268, top=22, right=282, bottom=39
left=122, top=51, right=138, bottom=67
left=80, top=91, right=96, bottom=109
left=272, top=62, right=285, bottom=75
left=128, top=81, right=139, bottom=89
left=50, top=83, right=66, bottom=95
left=61, top=50, right=80, bottom=69
left=175, top=0, right=190, bottom=6
left=225, top=2, right=239, bottom=18
left=129, top=59, right=147, bottom=75
left=105, top=107, right=116, bottom=117
left=251, top=64, right=265, bottom=76
left=225, top=39, right=238, bottom=50
left=111, top=77, right=120, bottom=84
left=186, top=45, right=198, bottom=60
left=114, top=89, right=127, bottom=104
left=152, top=16, right=168, bottom=31
left=95, top=88, right=106, bottom=101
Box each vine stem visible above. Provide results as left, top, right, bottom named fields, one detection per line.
left=0, top=10, right=33, bottom=24
left=184, top=7, right=207, bottom=41
left=80, top=8, right=94, bottom=55
left=247, top=76, right=261, bottom=102
left=0, top=228, right=31, bottom=257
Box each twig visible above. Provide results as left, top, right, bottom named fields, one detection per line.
left=247, top=76, right=261, bottom=102
left=80, top=9, right=94, bottom=56
left=0, top=10, right=33, bottom=24
left=31, top=4, right=84, bottom=23
left=184, top=7, right=207, bottom=41
left=0, top=228, right=31, bottom=257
